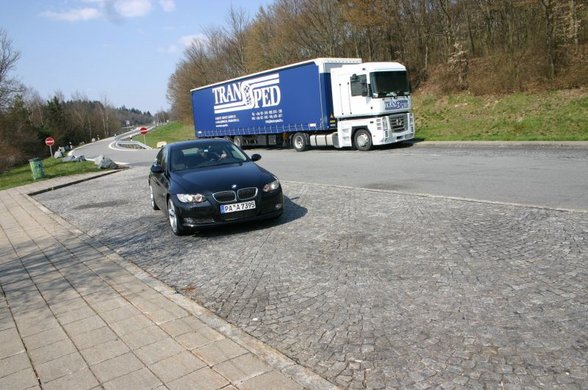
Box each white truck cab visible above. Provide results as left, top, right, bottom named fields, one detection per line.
left=330, top=62, right=415, bottom=150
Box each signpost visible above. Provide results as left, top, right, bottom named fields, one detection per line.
left=45, top=137, right=55, bottom=157
left=140, top=127, right=148, bottom=144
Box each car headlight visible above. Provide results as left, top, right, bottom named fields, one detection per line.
left=176, top=193, right=205, bottom=203
left=262, top=179, right=280, bottom=193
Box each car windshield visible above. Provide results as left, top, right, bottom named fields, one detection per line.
left=170, top=142, right=248, bottom=172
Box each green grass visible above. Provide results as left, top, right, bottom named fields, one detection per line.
left=413, top=88, right=588, bottom=141
left=0, top=158, right=101, bottom=191
left=144, top=122, right=195, bottom=147
left=146, top=90, right=588, bottom=145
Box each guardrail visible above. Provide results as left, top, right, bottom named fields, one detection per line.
left=115, top=140, right=151, bottom=149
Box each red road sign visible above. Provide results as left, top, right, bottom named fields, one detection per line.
left=140, top=127, right=148, bottom=135
left=45, top=137, right=55, bottom=146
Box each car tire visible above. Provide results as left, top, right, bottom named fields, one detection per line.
left=292, top=132, right=308, bottom=152
left=167, top=197, right=188, bottom=236
left=150, top=184, right=159, bottom=210
left=354, top=129, right=373, bottom=151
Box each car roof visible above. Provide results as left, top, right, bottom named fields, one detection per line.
left=167, top=138, right=229, bottom=151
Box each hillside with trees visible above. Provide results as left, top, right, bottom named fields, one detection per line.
left=168, top=0, right=586, bottom=124
left=0, top=29, right=158, bottom=172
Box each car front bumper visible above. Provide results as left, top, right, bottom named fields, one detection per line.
left=172, top=190, right=284, bottom=229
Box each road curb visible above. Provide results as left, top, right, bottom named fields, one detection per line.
left=409, top=140, right=588, bottom=149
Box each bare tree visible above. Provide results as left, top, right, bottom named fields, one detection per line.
left=0, top=29, right=23, bottom=112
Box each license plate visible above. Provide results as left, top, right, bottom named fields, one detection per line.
left=220, top=201, right=256, bottom=214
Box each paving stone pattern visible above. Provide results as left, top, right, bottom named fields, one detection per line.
left=1, top=174, right=322, bottom=390
left=36, top=168, right=588, bottom=389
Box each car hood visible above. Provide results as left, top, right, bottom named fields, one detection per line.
left=170, top=162, right=275, bottom=194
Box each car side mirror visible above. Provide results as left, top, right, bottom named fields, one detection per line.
left=151, top=164, right=164, bottom=173
left=250, top=154, right=261, bottom=162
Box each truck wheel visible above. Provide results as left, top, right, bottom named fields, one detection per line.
left=233, top=136, right=243, bottom=148
left=354, top=129, right=373, bottom=151
left=292, top=133, right=308, bottom=152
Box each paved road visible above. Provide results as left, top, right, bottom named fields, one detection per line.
left=76, top=140, right=588, bottom=210
left=36, top=143, right=588, bottom=389
left=72, top=136, right=157, bottom=167
left=253, top=143, right=588, bottom=211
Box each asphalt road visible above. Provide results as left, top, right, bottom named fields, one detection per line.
left=36, top=142, right=588, bottom=389
left=75, top=140, right=588, bottom=211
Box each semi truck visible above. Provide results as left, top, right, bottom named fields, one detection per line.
left=190, top=58, right=415, bottom=151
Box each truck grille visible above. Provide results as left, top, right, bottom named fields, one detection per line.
left=389, top=114, right=406, bottom=132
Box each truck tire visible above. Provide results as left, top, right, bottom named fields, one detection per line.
left=354, top=129, right=373, bottom=151
left=292, top=132, right=308, bottom=152
left=233, top=136, right=243, bottom=148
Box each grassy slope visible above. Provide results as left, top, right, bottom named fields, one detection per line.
left=144, top=122, right=195, bottom=147
left=0, top=158, right=100, bottom=191
left=413, top=88, right=588, bottom=141
left=145, top=88, right=588, bottom=146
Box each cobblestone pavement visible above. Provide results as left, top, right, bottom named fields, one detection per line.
left=36, top=168, right=588, bottom=389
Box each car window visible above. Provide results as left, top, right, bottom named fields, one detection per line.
left=160, top=147, right=168, bottom=171
left=155, top=149, right=163, bottom=165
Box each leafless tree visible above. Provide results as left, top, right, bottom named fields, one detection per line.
left=0, top=29, right=23, bottom=112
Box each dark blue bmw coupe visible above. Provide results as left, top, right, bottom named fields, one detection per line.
left=149, top=139, right=283, bottom=235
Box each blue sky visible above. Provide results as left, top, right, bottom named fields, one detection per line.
left=1, top=0, right=274, bottom=114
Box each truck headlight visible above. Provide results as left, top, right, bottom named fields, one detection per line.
left=263, top=179, right=280, bottom=193
left=177, top=193, right=205, bottom=203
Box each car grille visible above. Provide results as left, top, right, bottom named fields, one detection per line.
left=212, top=187, right=258, bottom=203
left=213, top=191, right=236, bottom=203
left=237, top=187, right=257, bottom=200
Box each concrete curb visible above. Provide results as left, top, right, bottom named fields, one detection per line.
left=409, top=140, right=588, bottom=149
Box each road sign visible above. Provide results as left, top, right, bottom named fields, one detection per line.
left=140, top=127, right=148, bottom=135
left=45, top=137, right=55, bottom=157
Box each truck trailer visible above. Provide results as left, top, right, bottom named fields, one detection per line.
left=190, top=58, right=415, bottom=151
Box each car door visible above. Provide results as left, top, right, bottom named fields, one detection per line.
left=151, top=147, right=170, bottom=209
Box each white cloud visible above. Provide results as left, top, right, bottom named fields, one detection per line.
left=180, top=34, right=208, bottom=48
left=42, top=0, right=156, bottom=22
left=41, top=8, right=102, bottom=22
left=158, top=34, right=208, bottom=55
left=159, top=0, right=175, bottom=12
left=158, top=44, right=178, bottom=54
left=114, top=0, right=152, bottom=18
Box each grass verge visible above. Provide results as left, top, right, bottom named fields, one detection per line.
left=144, top=122, right=194, bottom=147
left=0, top=158, right=101, bottom=191
left=413, top=88, right=588, bottom=141
left=145, top=89, right=587, bottom=145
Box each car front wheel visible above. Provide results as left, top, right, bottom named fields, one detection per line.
left=167, top=197, right=187, bottom=236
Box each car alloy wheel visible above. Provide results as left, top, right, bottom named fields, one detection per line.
left=167, top=197, right=186, bottom=235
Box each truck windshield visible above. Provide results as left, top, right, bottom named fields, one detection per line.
left=370, top=71, right=410, bottom=98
